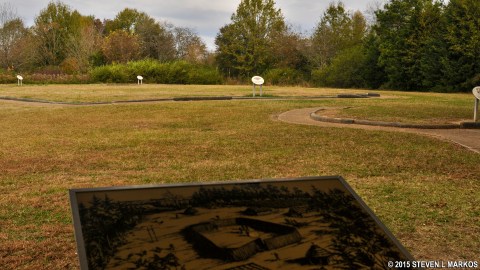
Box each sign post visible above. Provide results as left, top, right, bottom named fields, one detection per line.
left=16, top=75, right=23, bottom=86
left=137, top=75, right=143, bottom=85
left=251, top=76, right=264, bottom=97
left=473, top=87, right=480, bottom=122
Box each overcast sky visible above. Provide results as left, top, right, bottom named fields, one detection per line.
left=7, top=0, right=382, bottom=50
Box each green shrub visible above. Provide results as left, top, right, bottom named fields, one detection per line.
left=187, top=66, right=223, bottom=85
left=28, top=74, right=91, bottom=84
left=90, top=60, right=222, bottom=84
left=0, top=73, right=91, bottom=84
left=0, top=73, right=16, bottom=84
left=311, top=46, right=368, bottom=88
left=90, top=64, right=128, bottom=83
left=264, top=68, right=305, bottom=86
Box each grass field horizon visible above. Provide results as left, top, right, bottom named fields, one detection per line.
left=0, top=84, right=479, bottom=269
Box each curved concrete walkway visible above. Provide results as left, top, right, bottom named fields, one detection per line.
left=278, top=107, right=480, bottom=154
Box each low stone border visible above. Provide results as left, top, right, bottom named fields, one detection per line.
left=0, top=93, right=378, bottom=105
left=310, top=110, right=480, bottom=129
left=173, top=96, right=232, bottom=101
left=0, top=96, right=172, bottom=105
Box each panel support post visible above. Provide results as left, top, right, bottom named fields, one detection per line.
left=475, top=98, right=479, bottom=122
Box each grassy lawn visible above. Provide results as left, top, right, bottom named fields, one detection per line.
left=0, top=84, right=478, bottom=269
left=0, top=83, right=394, bottom=102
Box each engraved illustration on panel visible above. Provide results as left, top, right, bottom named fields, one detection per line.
left=72, top=178, right=412, bottom=269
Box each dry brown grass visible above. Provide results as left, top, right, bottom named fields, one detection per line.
left=0, top=84, right=400, bottom=102
left=0, top=85, right=478, bottom=269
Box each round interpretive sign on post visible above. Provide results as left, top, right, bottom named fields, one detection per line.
left=473, top=87, right=480, bottom=122
left=137, top=75, right=143, bottom=85
left=473, top=87, right=480, bottom=99
left=16, top=75, right=23, bottom=86
left=251, top=76, right=264, bottom=97
left=251, top=76, right=264, bottom=85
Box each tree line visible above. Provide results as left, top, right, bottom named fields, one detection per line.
left=0, top=2, right=211, bottom=74
left=0, top=0, right=479, bottom=92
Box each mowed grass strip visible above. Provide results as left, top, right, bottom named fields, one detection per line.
left=333, top=92, right=474, bottom=124
left=0, top=84, right=474, bottom=124
left=0, top=84, right=252, bottom=103
left=0, top=84, right=376, bottom=103
left=0, top=89, right=478, bottom=269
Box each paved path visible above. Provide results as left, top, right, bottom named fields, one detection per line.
left=278, top=107, right=480, bottom=154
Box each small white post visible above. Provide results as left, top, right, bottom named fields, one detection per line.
left=137, top=75, right=143, bottom=85
left=253, top=84, right=256, bottom=97
left=475, top=98, right=479, bottom=122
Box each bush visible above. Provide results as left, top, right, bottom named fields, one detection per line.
left=187, top=66, right=223, bottom=85
left=311, top=45, right=368, bottom=88
left=60, top=57, right=81, bottom=75
left=89, top=63, right=128, bottom=83
left=0, top=73, right=91, bottom=84
left=0, top=73, right=16, bottom=84
left=90, top=60, right=222, bottom=84
left=264, top=68, right=305, bottom=86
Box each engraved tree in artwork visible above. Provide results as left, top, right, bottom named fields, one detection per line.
left=309, top=188, right=403, bottom=269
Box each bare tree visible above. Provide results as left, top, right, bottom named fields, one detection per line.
left=0, top=2, right=17, bottom=26
left=0, top=3, right=25, bottom=69
left=66, top=18, right=102, bottom=72
left=172, top=26, right=208, bottom=63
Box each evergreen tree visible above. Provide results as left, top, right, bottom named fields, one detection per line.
left=361, top=32, right=386, bottom=89
left=441, top=0, right=480, bottom=92
left=417, top=1, right=447, bottom=91
left=310, top=2, right=369, bottom=88
left=374, top=0, right=446, bottom=91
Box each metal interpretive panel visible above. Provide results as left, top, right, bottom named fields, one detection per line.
left=70, top=176, right=416, bottom=269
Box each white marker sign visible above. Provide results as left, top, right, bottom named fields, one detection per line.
left=473, top=87, right=480, bottom=99
left=137, top=75, right=143, bottom=85
left=251, top=76, right=264, bottom=85
left=251, top=76, right=264, bottom=97
left=16, top=75, right=23, bottom=86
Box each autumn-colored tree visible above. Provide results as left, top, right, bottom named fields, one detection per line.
left=106, top=8, right=176, bottom=61
left=136, top=19, right=176, bottom=61
left=34, top=1, right=83, bottom=66
left=64, top=16, right=103, bottom=73
left=0, top=18, right=28, bottom=70
left=0, top=3, right=25, bottom=70
left=270, top=27, right=310, bottom=73
left=102, top=30, right=140, bottom=63
left=104, top=8, right=140, bottom=34
left=173, top=27, right=208, bottom=63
